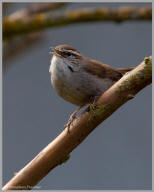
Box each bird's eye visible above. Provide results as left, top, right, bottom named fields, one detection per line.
left=64, top=51, right=72, bottom=57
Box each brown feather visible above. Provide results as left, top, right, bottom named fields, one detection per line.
left=116, top=67, right=134, bottom=74
left=55, top=44, right=80, bottom=53
left=83, top=58, right=123, bottom=81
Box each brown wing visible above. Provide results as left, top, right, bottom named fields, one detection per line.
left=116, top=67, right=134, bottom=74
left=83, top=58, right=123, bottom=82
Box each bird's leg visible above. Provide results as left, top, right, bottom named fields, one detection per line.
left=64, top=105, right=84, bottom=133
left=89, top=95, right=100, bottom=112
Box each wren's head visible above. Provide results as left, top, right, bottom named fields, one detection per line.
left=50, top=45, right=83, bottom=73
left=52, top=45, right=82, bottom=63
left=51, top=45, right=81, bottom=59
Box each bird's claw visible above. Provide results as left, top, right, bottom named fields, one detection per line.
left=64, top=105, right=84, bottom=134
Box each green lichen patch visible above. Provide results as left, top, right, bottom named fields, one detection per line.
left=87, top=103, right=111, bottom=126
left=144, top=56, right=152, bottom=78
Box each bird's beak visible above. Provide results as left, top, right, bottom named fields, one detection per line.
left=50, top=47, right=63, bottom=57
left=49, top=47, right=55, bottom=55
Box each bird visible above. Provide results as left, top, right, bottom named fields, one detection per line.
left=49, top=45, right=134, bottom=132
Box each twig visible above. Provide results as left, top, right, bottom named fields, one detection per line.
left=9, top=3, right=68, bottom=19
left=3, top=6, right=152, bottom=40
left=3, top=3, right=68, bottom=66
left=3, top=32, right=42, bottom=68
left=2, top=56, right=152, bottom=190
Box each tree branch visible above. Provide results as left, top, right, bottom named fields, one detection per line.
left=3, top=3, right=68, bottom=67
left=2, top=56, right=152, bottom=190
left=3, top=6, right=152, bottom=40
left=8, top=3, right=68, bottom=19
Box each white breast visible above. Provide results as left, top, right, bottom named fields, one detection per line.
left=49, top=55, right=87, bottom=106
left=49, top=55, right=59, bottom=75
left=49, top=55, right=74, bottom=101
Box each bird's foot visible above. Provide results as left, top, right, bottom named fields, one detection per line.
left=89, top=95, right=99, bottom=113
left=64, top=113, right=76, bottom=134
left=89, top=103, right=97, bottom=112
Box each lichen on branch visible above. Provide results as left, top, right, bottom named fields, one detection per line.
left=3, top=6, right=152, bottom=39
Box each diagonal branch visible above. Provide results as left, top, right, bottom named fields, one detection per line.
left=3, top=6, right=152, bottom=40
left=2, top=56, right=152, bottom=190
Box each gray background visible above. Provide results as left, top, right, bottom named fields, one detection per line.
left=3, top=2, right=152, bottom=190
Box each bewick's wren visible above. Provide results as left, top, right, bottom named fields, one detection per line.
left=49, top=45, right=134, bottom=131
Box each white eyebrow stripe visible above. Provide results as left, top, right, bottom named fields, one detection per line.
left=63, top=49, right=81, bottom=56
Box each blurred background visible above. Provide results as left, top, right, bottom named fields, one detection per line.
left=3, top=2, right=152, bottom=190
